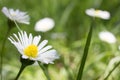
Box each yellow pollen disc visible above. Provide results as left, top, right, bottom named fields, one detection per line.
left=95, top=10, right=100, bottom=14
left=11, top=13, right=16, bottom=17
left=24, top=44, right=38, bottom=58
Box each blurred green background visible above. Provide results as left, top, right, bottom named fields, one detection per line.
left=0, top=0, right=120, bottom=80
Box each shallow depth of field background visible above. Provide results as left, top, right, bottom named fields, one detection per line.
left=0, top=0, right=120, bottom=80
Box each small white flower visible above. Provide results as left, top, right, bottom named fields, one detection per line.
left=8, top=31, right=59, bottom=64
left=99, top=31, right=116, bottom=44
left=85, top=8, right=110, bottom=20
left=34, top=18, right=55, bottom=32
left=1, top=7, right=30, bottom=24
left=51, top=32, right=66, bottom=39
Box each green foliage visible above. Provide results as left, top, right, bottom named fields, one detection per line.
left=0, top=0, right=120, bottom=80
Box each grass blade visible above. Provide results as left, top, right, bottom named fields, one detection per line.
left=76, top=20, right=94, bottom=80
left=104, top=61, right=120, bottom=80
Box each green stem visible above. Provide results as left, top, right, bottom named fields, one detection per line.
left=104, top=62, right=120, bottom=80
left=15, top=64, right=26, bottom=80
left=0, top=27, right=11, bottom=80
left=61, top=56, right=73, bottom=80
left=13, top=20, right=21, bottom=31
left=15, top=57, right=35, bottom=80
left=7, top=10, right=21, bottom=31
left=38, top=61, right=51, bottom=80
left=76, top=20, right=94, bottom=80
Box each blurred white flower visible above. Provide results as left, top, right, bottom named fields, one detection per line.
left=1, top=7, right=30, bottom=24
left=34, top=18, right=55, bottom=32
left=99, top=31, right=116, bottom=44
left=85, top=8, right=110, bottom=20
left=8, top=31, right=59, bottom=64
left=51, top=32, right=66, bottom=39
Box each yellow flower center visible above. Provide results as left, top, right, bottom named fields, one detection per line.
left=11, top=13, right=17, bottom=17
left=95, top=10, right=100, bottom=14
left=24, top=44, right=38, bottom=58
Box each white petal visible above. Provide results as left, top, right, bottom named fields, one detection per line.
left=85, top=8, right=95, bottom=17
left=99, top=11, right=110, bottom=19
left=1, top=7, right=11, bottom=19
left=8, top=37, right=16, bottom=43
left=38, top=45, right=52, bottom=54
left=37, top=50, right=59, bottom=64
left=13, top=33, right=21, bottom=42
left=33, top=35, right=41, bottom=45
left=18, top=31, right=24, bottom=45
left=22, top=55, right=28, bottom=59
left=23, top=31, right=29, bottom=46
left=28, top=33, right=33, bottom=45
left=38, top=40, right=48, bottom=50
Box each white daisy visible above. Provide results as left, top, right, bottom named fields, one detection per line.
left=99, top=31, right=116, bottom=44
left=1, top=7, right=30, bottom=24
left=34, top=18, right=55, bottom=32
left=8, top=31, right=59, bottom=64
left=85, top=8, right=110, bottom=20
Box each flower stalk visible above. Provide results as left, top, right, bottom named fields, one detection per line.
left=0, top=19, right=13, bottom=80
left=38, top=61, right=51, bottom=80
left=15, top=57, right=35, bottom=80
left=0, top=29, right=10, bottom=80
left=15, top=64, right=26, bottom=80
left=76, top=19, right=94, bottom=80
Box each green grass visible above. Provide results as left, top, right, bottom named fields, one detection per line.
left=1, top=0, right=120, bottom=80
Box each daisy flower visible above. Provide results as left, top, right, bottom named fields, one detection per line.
left=34, top=17, right=55, bottom=32
left=1, top=7, right=30, bottom=24
left=85, top=8, right=110, bottom=20
left=8, top=31, right=59, bottom=64
left=99, top=31, right=116, bottom=44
